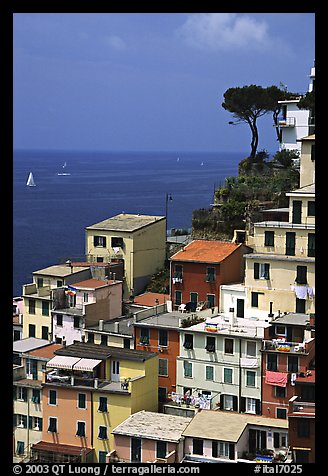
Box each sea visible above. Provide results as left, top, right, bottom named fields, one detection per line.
left=13, top=149, right=246, bottom=297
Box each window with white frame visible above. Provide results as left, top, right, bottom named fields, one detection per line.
left=183, top=361, right=192, bottom=378
left=246, top=370, right=256, bottom=387
left=205, top=365, right=214, bottom=381
left=246, top=341, right=256, bottom=357
left=246, top=398, right=256, bottom=414
left=223, top=368, right=233, bottom=384
left=158, top=358, right=168, bottom=377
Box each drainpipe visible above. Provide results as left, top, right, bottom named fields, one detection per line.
left=239, top=338, right=242, bottom=412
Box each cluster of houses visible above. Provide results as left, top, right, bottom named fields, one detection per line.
left=13, top=62, right=315, bottom=466
left=13, top=131, right=315, bottom=464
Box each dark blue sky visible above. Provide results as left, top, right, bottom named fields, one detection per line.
left=13, top=13, right=315, bottom=154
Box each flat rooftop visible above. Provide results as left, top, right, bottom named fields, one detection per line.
left=86, top=214, right=165, bottom=232
left=182, top=410, right=288, bottom=442
left=183, top=314, right=270, bottom=338
left=32, top=264, right=88, bottom=277
left=112, top=410, right=192, bottom=443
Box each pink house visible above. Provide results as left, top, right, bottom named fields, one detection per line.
left=110, top=410, right=192, bottom=463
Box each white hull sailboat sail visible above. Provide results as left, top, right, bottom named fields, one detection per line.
left=26, top=172, right=36, bottom=187
left=58, top=161, right=71, bottom=176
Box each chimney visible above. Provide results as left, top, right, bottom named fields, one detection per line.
left=99, top=320, right=104, bottom=331
left=62, top=337, right=66, bottom=347
left=114, top=322, right=119, bottom=333
left=229, top=308, right=237, bottom=327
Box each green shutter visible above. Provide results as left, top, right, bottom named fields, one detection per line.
left=254, top=263, right=259, bottom=279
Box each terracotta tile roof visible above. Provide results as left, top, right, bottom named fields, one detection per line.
left=71, top=278, right=119, bottom=288
left=133, top=292, right=170, bottom=307
left=28, top=343, right=63, bottom=359
left=170, top=240, right=241, bottom=263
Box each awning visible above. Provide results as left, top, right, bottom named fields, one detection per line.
left=72, top=358, right=102, bottom=372
left=46, top=355, right=81, bottom=370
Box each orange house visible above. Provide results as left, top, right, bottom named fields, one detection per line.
left=170, top=240, right=250, bottom=311
left=134, top=312, right=181, bottom=407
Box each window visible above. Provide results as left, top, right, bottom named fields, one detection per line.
left=32, top=416, right=42, bottom=431
left=42, top=301, right=49, bottom=316
left=56, top=315, right=63, bottom=326
left=267, top=354, right=277, bottom=371
left=16, top=414, right=27, bottom=428
left=223, top=395, right=235, bottom=411
left=192, top=439, right=203, bottom=455
left=158, top=358, right=168, bottom=377
left=158, top=387, right=167, bottom=403
left=205, top=336, right=215, bottom=352
left=224, top=368, right=233, bottom=384
left=124, top=338, right=130, bottom=349
left=76, top=421, right=86, bottom=437
left=16, top=441, right=25, bottom=455
left=57, top=280, right=63, bottom=288
left=276, top=408, right=287, bottom=419
left=98, top=426, right=108, bottom=440
left=49, top=390, right=57, bottom=406
left=287, top=355, right=298, bottom=373
left=206, top=267, right=216, bottom=282
left=307, top=201, right=315, bottom=216
left=207, top=294, right=215, bottom=308
left=308, top=233, right=315, bottom=257
left=246, top=341, right=256, bottom=357
left=173, top=264, right=183, bottom=280
left=140, top=328, right=150, bottom=345
left=296, top=266, right=307, bottom=285
left=219, top=442, right=230, bottom=458
left=190, top=292, right=198, bottom=303
left=94, top=236, right=107, bottom=247
left=224, top=338, right=234, bottom=354
left=100, top=334, right=108, bottom=346
left=42, top=326, right=49, bottom=340
left=292, top=200, right=302, bottom=224
left=205, top=366, right=214, bottom=381
left=254, top=262, right=270, bottom=279
left=32, top=389, right=40, bottom=404
left=310, top=144, right=315, bottom=161
left=17, top=387, right=27, bottom=402
left=158, top=329, right=168, bottom=346
left=183, top=333, right=193, bottom=349
left=74, top=316, right=80, bottom=328
left=175, top=290, right=182, bottom=306
left=246, top=371, right=256, bottom=387
left=99, top=451, right=107, bottom=463
left=275, top=325, right=286, bottom=336
left=275, top=386, right=286, bottom=398
left=297, top=420, right=310, bottom=438
left=83, top=293, right=89, bottom=303
left=264, top=231, right=274, bottom=247
left=48, top=417, right=57, bottom=433
left=98, top=397, right=108, bottom=413
left=28, top=299, right=36, bottom=314
left=29, top=324, right=36, bottom=338
left=183, top=361, right=192, bottom=378
left=246, top=398, right=256, bottom=414
left=251, top=292, right=259, bottom=308
left=78, top=393, right=86, bottom=409
left=37, top=277, right=44, bottom=287
left=296, top=298, right=306, bottom=313
left=156, top=441, right=167, bottom=459
left=286, top=232, right=296, bottom=256
left=87, top=333, right=94, bottom=344
left=111, top=236, right=123, bottom=248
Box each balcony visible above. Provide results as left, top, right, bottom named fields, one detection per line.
left=278, top=117, right=296, bottom=127
left=44, top=370, right=130, bottom=392
left=262, top=339, right=310, bottom=354
left=289, top=396, right=315, bottom=416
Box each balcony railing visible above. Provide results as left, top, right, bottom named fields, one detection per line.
left=278, top=117, right=296, bottom=127
left=289, top=396, right=315, bottom=416
left=262, top=340, right=309, bottom=354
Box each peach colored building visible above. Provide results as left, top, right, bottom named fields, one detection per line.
left=111, top=410, right=192, bottom=463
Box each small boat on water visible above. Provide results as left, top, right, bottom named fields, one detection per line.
left=26, top=172, right=36, bottom=187
left=58, top=162, right=71, bottom=176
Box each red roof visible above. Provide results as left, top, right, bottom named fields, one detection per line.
left=170, top=240, right=241, bottom=263
left=133, top=292, right=170, bottom=307
left=28, top=343, right=63, bottom=359
left=71, top=278, right=119, bottom=288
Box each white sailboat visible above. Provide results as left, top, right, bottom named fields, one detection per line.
left=26, top=172, right=36, bottom=187
left=58, top=161, right=71, bottom=176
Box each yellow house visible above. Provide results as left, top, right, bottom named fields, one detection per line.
left=44, top=341, right=158, bottom=463
left=244, top=135, right=315, bottom=318
left=85, top=214, right=166, bottom=299
left=93, top=351, right=158, bottom=462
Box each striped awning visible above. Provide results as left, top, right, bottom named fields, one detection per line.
left=72, top=358, right=101, bottom=372
left=46, top=356, right=81, bottom=370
